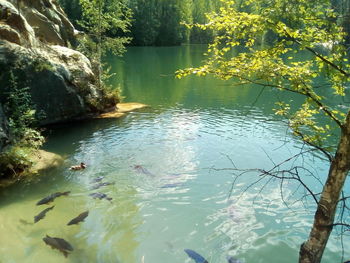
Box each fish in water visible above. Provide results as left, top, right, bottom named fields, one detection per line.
left=34, top=206, right=55, bottom=223
left=227, top=256, right=242, bottom=263
left=19, top=219, right=34, bottom=225
left=184, top=249, right=208, bottom=263
left=133, top=165, right=154, bottom=176
left=89, top=192, right=112, bottom=201
left=160, top=183, right=182, bottom=188
left=90, top=182, right=115, bottom=190
left=43, top=235, right=73, bottom=258
left=90, top=176, right=104, bottom=183
left=36, top=191, right=70, bottom=205
left=67, top=211, right=89, bottom=226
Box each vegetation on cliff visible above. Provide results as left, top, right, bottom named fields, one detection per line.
left=0, top=0, right=131, bottom=180
left=76, top=0, right=131, bottom=97
left=0, top=67, right=44, bottom=178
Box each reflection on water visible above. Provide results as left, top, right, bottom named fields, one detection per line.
left=0, top=46, right=349, bottom=262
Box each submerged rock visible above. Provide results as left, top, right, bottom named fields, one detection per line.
left=98, top=103, right=148, bottom=119
left=29, top=150, right=64, bottom=174
left=116, top=102, right=148, bottom=113
left=0, top=149, right=63, bottom=188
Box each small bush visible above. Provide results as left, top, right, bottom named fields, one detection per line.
left=0, top=146, right=34, bottom=178
left=0, top=68, right=44, bottom=178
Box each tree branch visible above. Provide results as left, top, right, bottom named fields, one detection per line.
left=293, top=130, right=333, bottom=162
left=280, top=30, right=350, bottom=77
left=303, top=89, right=343, bottom=128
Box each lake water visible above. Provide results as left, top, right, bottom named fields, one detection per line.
left=0, top=45, right=349, bottom=263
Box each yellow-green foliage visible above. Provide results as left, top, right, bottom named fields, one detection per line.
left=177, top=0, right=349, bottom=148
left=78, top=0, right=132, bottom=58
left=31, top=58, right=54, bottom=73
left=0, top=70, right=44, bottom=178
left=0, top=146, right=35, bottom=177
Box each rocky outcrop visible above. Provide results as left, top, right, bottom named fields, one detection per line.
left=0, top=0, right=117, bottom=126
left=98, top=103, right=149, bottom=119
left=29, top=150, right=64, bottom=174
left=0, top=0, right=75, bottom=47
left=0, top=0, right=119, bottom=183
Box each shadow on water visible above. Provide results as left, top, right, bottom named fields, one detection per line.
left=42, top=117, right=128, bottom=155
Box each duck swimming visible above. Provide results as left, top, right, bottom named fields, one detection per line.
left=70, top=162, right=87, bottom=170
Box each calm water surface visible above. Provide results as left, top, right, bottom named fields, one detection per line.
left=0, top=46, right=349, bottom=263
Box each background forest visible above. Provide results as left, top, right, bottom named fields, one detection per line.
left=58, top=0, right=222, bottom=46
left=58, top=0, right=350, bottom=47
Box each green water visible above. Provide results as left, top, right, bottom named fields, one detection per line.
left=0, top=45, right=349, bottom=263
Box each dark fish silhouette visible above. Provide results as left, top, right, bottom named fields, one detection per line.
left=19, top=219, right=34, bottom=225
left=89, top=192, right=112, bottom=201
left=43, top=235, right=73, bottom=258
left=90, top=182, right=115, bottom=190
left=67, top=211, right=89, bottom=225
left=36, top=191, right=70, bottom=205
left=160, top=183, right=182, bottom=188
left=133, top=165, right=154, bottom=176
left=34, top=206, right=55, bottom=223
left=90, top=176, right=104, bottom=183
left=184, top=249, right=208, bottom=263
left=227, top=256, right=242, bottom=263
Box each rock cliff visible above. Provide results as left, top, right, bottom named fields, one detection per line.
left=0, top=0, right=116, bottom=134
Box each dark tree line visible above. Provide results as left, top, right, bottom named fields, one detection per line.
left=129, top=0, right=221, bottom=45
left=58, top=0, right=222, bottom=46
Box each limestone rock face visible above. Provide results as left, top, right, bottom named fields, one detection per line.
left=0, top=0, right=116, bottom=125
left=0, top=0, right=37, bottom=47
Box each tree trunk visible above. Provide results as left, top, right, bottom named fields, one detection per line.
left=342, top=0, right=350, bottom=45
left=299, top=113, right=350, bottom=263
left=97, top=0, right=102, bottom=89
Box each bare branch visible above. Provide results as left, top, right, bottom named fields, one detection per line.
left=293, top=130, right=334, bottom=162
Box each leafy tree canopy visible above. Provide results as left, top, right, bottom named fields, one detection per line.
left=177, top=0, right=350, bottom=153
left=177, top=1, right=350, bottom=262
left=78, top=0, right=132, bottom=57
